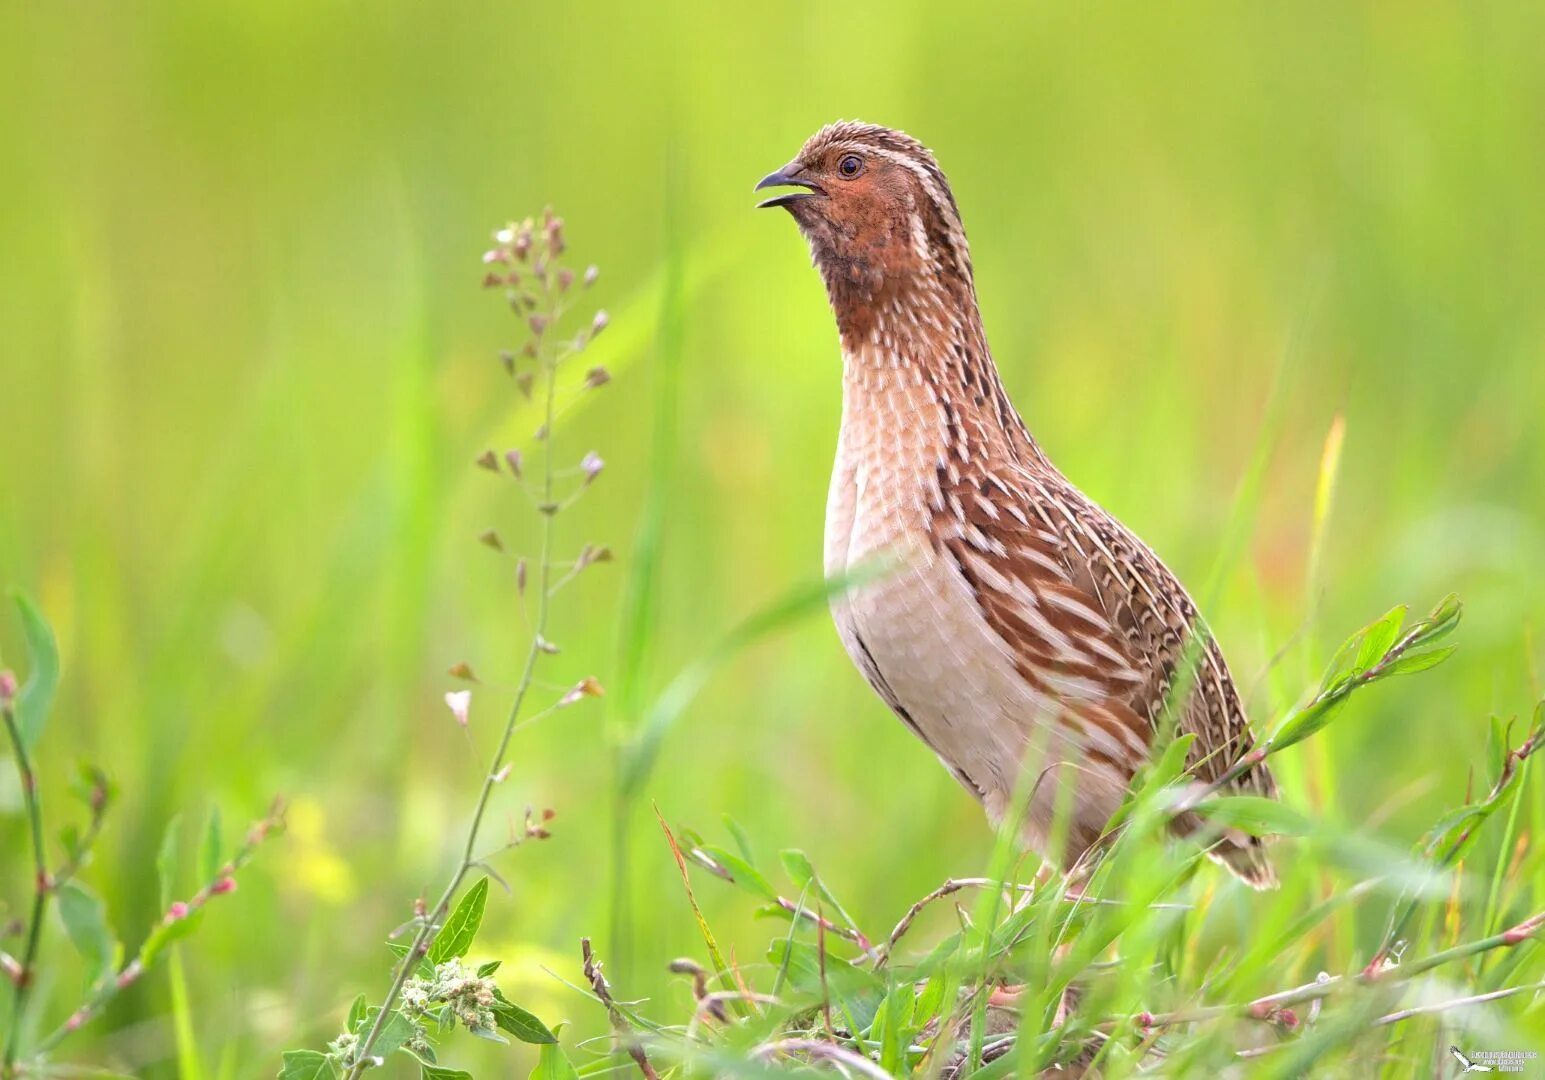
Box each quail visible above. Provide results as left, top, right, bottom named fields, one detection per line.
left=757, top=122, right=1277, bottom=886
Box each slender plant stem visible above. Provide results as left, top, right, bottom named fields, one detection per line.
left=1234, top=981, right=1545, bottom=1061
left=3, top=703, right=48, bottom=1075
left=1127, top=909, right=1545, bottom=1030
left=347, top=291, right=562, bottom=1077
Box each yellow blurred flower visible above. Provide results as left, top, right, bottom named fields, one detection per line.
left=284, top=796, right=356, bottom=905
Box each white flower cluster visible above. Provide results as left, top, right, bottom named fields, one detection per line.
left=400, top=958, right=499, bottom=1036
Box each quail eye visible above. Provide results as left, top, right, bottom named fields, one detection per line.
left=837, top=154, right=864, bottom=179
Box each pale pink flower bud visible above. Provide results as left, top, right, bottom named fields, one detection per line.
left=212, top=876, right=237, bottom=895
left=166, top=902, right=190, bottom=923
left=445, top=690, right=472, bottom=728
left=0, top=670, right=16, bottom=703
left=557, top=677, right=604, bottom=708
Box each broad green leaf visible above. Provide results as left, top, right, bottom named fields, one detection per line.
left=1355, top=605, right=1406, bottom=673
left=528, top=1040, right=580, bottom=1080
left=11, top=592, right=59, bottom=752
left=701, top=845, right=778, bottom=901
left=492, top=997, right=558, bottom=1044
left=476, top=960, right=502, bottom=977
left=1191, top=796, right=1314, bottom=837
left=1270, top=697, right=1347, bottom=752
left=157, top=814, right=182, bottom=910
left=422, top=1068, right=472, bottom=1080
left=277, top=1050, right=336, bottom=1080
left=200, top=805, right=224, bottom=883
left=1383, top=644, right=1457, bottom=678
left=56, top=881, right=116, bottom=982
left=364, top=1008, right=418, bottom=1056
left=347, top=994, right=368, bottom=1032
left=766, top=939, right=884, bottom=1029
left=428, top=877, right=488, bottom=964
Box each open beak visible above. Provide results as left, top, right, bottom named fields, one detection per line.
left=755, top=163, right=825, bottom=209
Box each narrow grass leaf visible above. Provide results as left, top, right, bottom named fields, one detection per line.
left=620, top=562, right=891, bottom=796
left=1191, top=796, right=1314, bottom=837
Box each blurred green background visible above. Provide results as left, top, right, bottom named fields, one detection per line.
left=2, top=2, right=1542, bottom=1074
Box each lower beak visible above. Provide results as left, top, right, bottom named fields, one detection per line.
left=755, top=164, right=825, bottom=209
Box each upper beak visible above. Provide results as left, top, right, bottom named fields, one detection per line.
left=755, top=162, right=825, bottom=209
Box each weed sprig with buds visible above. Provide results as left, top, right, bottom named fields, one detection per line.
left=283, top=212, right=611, bottom=1079
left=1, top=596, right=282, bottom=1078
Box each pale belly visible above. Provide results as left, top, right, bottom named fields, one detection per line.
left=824, top=455, right=1126, bottom=864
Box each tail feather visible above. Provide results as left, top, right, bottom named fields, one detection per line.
left=1207, top=836, right=1278, bottom=890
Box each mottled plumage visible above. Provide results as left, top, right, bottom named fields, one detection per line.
left=758, top=122, right=1277, bottom=886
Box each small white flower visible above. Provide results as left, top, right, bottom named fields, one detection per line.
left=445, top=689, right=472, bottom=728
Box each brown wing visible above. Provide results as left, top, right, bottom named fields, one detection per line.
left=930, top=461, right=1278, bottom=884
left=1021, top=466, right=1273, bottom=796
